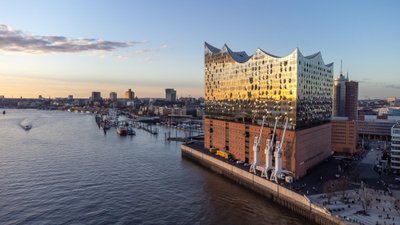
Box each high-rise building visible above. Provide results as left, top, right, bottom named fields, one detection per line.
left=332, top=67, right=358, bottom=120
left=124, top=89, right=135, bottom=100
left=91, top=92, right=101, bottom=101
left=68, top=95, right=73, bottom=100
left=391, top=122, right=400, bottom=173
left=110, top=92, right=117, bottom=101
left=345, top=81, right=358, bottom=120
left=165, top=88, right=177, bottom=102
left=333, top=74, right=347, bottom=117
left=204, top=43, right=334, bottom=178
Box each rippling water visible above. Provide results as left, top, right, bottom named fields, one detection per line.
left=0, top=109, right=309, bottom=225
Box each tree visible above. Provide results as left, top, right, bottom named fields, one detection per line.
left=337, top=176, right=351, bottom=201
left=323, top=179, right=339, bottom=204
left=360, top=183, right=372, bottom=214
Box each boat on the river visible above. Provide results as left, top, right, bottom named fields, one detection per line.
left=23, top=124, right=32, bottom=131
left=2, top=110, right=5, bottom=115
left=127, top=127, right=136, bottom=135
left=116, top=127, right=127, bottom=136
left=103, top=123, right=111, bottom=130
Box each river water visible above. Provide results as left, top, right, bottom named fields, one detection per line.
left=0, top=109, right=309, bottom=225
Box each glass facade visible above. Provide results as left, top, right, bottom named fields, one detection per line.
left=204, top=43, right=333, bottom=130
left=391, top=124, right=400, bottom=170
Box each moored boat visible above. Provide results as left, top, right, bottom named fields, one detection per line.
left=116, top=127, right=127, bottom=136
left=127, top=127, right=136, bottom=135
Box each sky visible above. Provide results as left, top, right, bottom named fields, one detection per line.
left=0, top=0, right=399, bottom=99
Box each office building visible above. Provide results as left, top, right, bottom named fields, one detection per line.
left=165, top=88, right=177, bottom=102
left=91, top=92, right=101, bottom=101
left=110, top=92, right=117, bottom=101
left=358, top=120, right=396, bottom=141
left=391, top=123, right=400, bottom=173
left=333, top=74, right=347, bottom=117
left=124, top=89, right=135, bottom=100
left=331, top=117, right=358, bottom=155
left=388, top=97, right=399, bottom=107
left=345, top=81, right=358, bottom=120
left=332, top=68, right=358, bottom=120
left=204, top=43, right=334, bottom=178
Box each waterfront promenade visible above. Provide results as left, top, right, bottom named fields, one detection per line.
left=181, top=142, right=347, bottom=225
left=182, top=141, right=400, bottom=225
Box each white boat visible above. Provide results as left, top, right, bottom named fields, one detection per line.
left=23, top=124, right=32, bottom=131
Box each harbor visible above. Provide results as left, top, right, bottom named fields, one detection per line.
left=0, top=109, right=309, bottom=225
left=93, top=109, right=203, bottom=141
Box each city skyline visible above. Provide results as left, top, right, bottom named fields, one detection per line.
left=0, top=0, right=399, bottom=98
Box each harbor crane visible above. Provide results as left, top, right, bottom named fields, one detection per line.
left=270, top=117, right=289, bottom=183
left=249, top=116, right=266, bottom=174
left=261, top=117, right=278, bottom=179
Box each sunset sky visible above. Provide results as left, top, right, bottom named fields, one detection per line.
left=0, top=0, right=399, bottom=99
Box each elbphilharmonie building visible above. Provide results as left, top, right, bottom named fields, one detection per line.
left=204, top=43, right=334, bottom=178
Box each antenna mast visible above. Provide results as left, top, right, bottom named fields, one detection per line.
left=340, top=60, right=343, bottom=75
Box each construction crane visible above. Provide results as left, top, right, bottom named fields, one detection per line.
left=270, top=117, right=289, bottom=183
left=249, top=116, right=266, bottom=174
left=261, top=117, right=278, bottom=179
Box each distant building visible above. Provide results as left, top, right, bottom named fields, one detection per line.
left=358, top=120, right=396, bottom=141
left=91, top=92, right=101, bottom=101
left=38, top=95, right=43, bottom=100
left=333, top=71, right=358, bottom=120
left=388, top=97, right=399, bottom=107
left=165, top=88, right=177, bottom=102
left=124, top=89, right=135, bottom=100
left=331, top=117, right=358, bottom=155
left=109, top=92, right=117, bottom=101
left=378, top=107, right=400, bottom=117
left=391, top=123, right=400, bottom=173
left=68, top=95, right=74, bottom=100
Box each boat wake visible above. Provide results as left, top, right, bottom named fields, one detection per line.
left=19, top=118, right=35, bottom=131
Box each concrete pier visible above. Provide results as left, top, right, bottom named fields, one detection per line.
left=181, top=144, right=347, bottom=225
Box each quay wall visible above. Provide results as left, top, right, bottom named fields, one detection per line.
left=181, top=145, right=347, bottom=225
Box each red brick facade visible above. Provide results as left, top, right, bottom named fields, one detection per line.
left=204, top=118, right=332, bottom=178
left=331, top=119, right=358, bottom=155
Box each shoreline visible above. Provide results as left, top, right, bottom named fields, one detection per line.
left=181, top=144, right=347, bottom=225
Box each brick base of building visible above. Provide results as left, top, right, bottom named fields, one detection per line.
left=204, top=118, right=332, bottom=178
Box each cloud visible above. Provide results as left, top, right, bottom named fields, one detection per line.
left=385, top=84, right=400, bottom=89
left=134, top=44, right=168, bottom=55
left=0, top=24, right=141, bottom=53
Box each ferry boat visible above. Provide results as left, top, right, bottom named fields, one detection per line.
left=116, top=127, right=127, bottom=136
